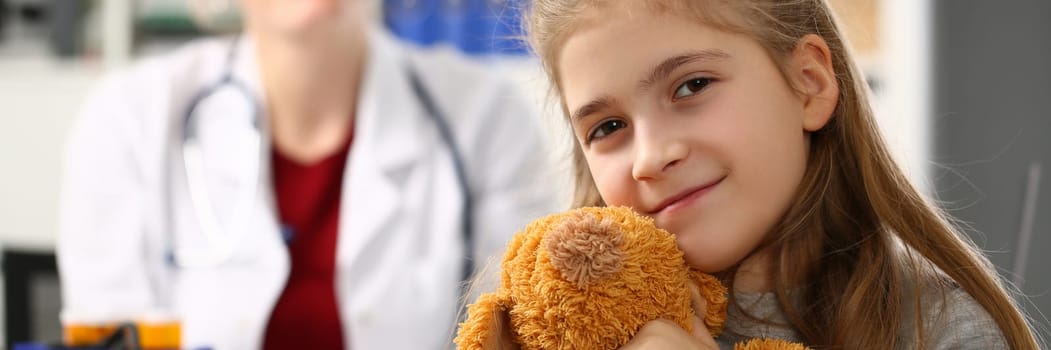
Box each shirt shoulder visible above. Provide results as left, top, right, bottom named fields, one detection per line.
left=391, top=34, right=538, bottom=123
left=902, top=283, right=1009, bottom=349
left=83, top=37, right=234, bottom=119
left=384, top=34, right=549, bottom=181
left=71, top=37, right=238, bottom=175
left=716, top=292, right=802, bottom=349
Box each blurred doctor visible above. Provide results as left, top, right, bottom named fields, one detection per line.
left=57, top=0, right=557, bottom=349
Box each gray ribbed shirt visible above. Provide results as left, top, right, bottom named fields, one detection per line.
left=714, top=286, right=1008, bottom=349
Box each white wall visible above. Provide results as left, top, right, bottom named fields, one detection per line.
left=0, top=58, right=100, bottom=251
left=879, top=0, right=933, bottom=194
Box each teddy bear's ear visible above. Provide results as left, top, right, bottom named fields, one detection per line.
left=454, top=292, right=520, bottom=350
left=546, top=210, right=626, bottom=288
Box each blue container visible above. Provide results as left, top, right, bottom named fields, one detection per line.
left=386, top=0, right=528, bottom=56
left=384, top=0, right=445, bottom=47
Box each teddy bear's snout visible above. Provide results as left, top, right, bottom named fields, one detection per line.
left=546, top=212, right=626, bottom=288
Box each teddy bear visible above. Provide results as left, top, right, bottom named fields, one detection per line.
left=454, top=206, right=808, bottom=350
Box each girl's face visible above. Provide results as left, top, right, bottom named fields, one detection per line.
left=558, top=4, right=836, bottom=273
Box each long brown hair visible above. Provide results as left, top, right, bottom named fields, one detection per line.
left=525, top=0, right=1041, bottom=348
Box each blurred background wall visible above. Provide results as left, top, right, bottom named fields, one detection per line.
left=931, top=0, right=1051, bottom=332
left=0, top=0, right=1046, bottom=347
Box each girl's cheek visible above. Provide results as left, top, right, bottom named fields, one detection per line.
left=588, top=155, right=630, bottom=205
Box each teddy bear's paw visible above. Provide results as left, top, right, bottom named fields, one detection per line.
left=455, top=293, right=518, bottom=350
left=732, top=338, right=811, bottom=350
left=545, top=211, right=626, bottom=288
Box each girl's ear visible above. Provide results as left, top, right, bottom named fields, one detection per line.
left=790, top=34, right=840, bottom=132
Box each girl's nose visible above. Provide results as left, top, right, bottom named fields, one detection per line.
left=631, top=124, right=688, bottom=181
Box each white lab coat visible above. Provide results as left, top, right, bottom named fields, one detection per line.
left=57, top=29, right=558, bottom=350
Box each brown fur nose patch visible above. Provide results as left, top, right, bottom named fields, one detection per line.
left=545, top=211, right=625, bottom=288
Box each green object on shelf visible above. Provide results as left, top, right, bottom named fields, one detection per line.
left=139, top=14, right=203, bottom=34
left=138, top=8, right=242, bottom=34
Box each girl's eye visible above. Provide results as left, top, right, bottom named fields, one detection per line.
left=674, top=77, right=713, bottom=99
left=587, top=119, right=627, bottom=143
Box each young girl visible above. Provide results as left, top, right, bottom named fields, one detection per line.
left=521, top=0, right=1042, bottom=348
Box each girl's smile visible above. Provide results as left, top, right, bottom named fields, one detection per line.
left=649, top=175, right=724, bottom=214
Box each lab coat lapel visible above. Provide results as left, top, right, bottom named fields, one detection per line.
left=339, top=31, right=430, bottom=272
left=228, top=35, right=284, bottom=248
left=228, top=36, right=288, bottom=268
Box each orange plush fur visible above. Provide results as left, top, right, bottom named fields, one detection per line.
left=455, top=206, right=807, bottom=350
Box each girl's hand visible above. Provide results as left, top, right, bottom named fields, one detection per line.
left=620, top=282, right=720, bottom=350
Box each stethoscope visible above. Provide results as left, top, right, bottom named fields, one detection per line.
left=170, top=36, right=475, bottom=286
